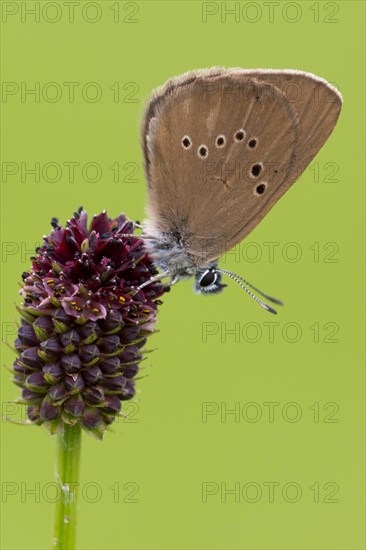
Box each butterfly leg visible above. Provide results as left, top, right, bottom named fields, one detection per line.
left=134, top=269, right=171, bottom=292
left=116, top=233, right=157, bottom=240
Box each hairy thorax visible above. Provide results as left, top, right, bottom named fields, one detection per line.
left=143, top=233, right=198, bottom=278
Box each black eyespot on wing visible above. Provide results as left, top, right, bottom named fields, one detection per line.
left=182, top=136, right=191, bottom=149
left=198, top=145, right=208, bottom=158
left=251, top=163, right=262, bottom=177
left=235, top=130, right=245, bottom=142
left=255, top=183, right=266, bottom=195
left=216, top=135, right=225, bottom=147
left=248, top=138, right=257, bottom=148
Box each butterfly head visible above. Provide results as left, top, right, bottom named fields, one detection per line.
left=135, top=233, right=282, bottom=313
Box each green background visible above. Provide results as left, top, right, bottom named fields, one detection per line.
left=1, top=1, right=365, bottom=548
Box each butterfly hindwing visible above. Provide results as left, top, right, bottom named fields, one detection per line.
left=141, top=68, right=342, bottom=265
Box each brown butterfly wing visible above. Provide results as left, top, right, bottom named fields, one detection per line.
left=233, top=69, right=343, bottom=194
left=141, top=68, right=342, bottom=265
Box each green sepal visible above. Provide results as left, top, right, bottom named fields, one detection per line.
left=102, top=325, right=122, bottom=336
left=80, top=356, right=100, bottom=367
left=15, top=305, right=36, bottom=324
left=22, top=306, right=48, bottom=317
left=82, top=424, right=105, bottom=440
left=81, top=333, right=98, bottom=345
left=75, top=316, right=88, bottom=325
left=53, top=320, right=70, bottom=334
left=44, top=372, right=58, bottom=385
left=14, top=395, right=43, bottom=405
left=119, top=357, right=145, bottom=367
left=61, top=413, right=79, bottom=427
left=37, top=349, right=57, bottom=362
left=78, top=285, right=89, bottom=297
left=122, top=336, right=150, bottom=347
left=12, top=378, right=25, bottom=388
left=24, top=381, right=48, bottom=394
left=81, top=239, right=89, bottom=253
left=44, top=419, right=62, bottom=434
left=16, top=360, right=37, bottom=371
left=33, top=324, right=49, bottom=342
left=52, top=396, right=69, bottom=406
left=51, top=262, right=62, bottom=275
left=103, top=388, right=124, bottom=395
left=50, top=296, right=61, bottom=307
left=63, top=343, right=76, bottom=354
left=100, top=347, right=125, bottom=358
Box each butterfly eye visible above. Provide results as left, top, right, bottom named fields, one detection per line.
left=255, top=183, right=267, bottom=195
left=182, top=136, right=192, bottom=149
left=248, top=138, right=257, bottom=148
left=234, top=129, right=245, bottom=142
left=250, top=163, right=263, bottom=177
left=199, top=269, right=217, bottom=287
left=216, top=135, right=226, bottom=148
left=198, top=145, right=208, bottom=158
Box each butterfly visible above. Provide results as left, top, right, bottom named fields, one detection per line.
left=131, top=68, right=342, bottom=313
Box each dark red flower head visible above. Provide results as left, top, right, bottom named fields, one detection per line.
left=13, top=208, right=166, bottom=438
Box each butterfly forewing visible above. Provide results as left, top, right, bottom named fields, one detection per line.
left=141, top=68, right=342, bottom=265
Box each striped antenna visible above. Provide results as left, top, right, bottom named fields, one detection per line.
left=217, top=268, right=282, bottom=314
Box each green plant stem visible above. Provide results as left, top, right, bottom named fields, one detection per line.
left=53, top=423, right=82, bottom=550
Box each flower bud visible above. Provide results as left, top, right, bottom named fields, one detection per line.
left=99, top=356, right=121, bottom=375
left=122, top=364, right=139, bottom=379
left=18, top=322, right=38, bottom=346
left=98, top=311, right=124, bottom=334
left=79, top=345, right=100, bottom=366
left=102, top=374, right=127, bottom=394
left=40, top=395, right=60, bottom=421
left=82, top=365, right=102, bottom=385
left=60, top=330, right=80, bottom=353
left=43, top=362, right=63, bottom=384
left=82, top=406, right=102, bottom=430
left=39, top=336, right=61, bottom=361
left=21, top=346, right=42, bottom=368
left=77, top=321, right=101, bottom=344
left=25, top=371, right=48, bottom=393
left=33, top=316, right=54, bottom=341
left=49, top=382, right=68, bottom=402
left=84, top=386, right=105, bottom=405
left=101, top=394, right=121, bottom=414
left=65, top=373, right=85, bottom=393
left=97, top=335, right=121, bottom=354
left=63, top=395, right=85, bottom=419
left=121, top=380, right=135, bottom=400
left=119, top=346, right=142, bottom=364
left=120, top=326, right=140, bottom=344
left=61, top=354, right=82, bottom=373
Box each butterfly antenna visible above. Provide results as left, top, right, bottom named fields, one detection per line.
left=217, top=268, right=280, bottom=314
left=234, top=272, right=283, bottom=306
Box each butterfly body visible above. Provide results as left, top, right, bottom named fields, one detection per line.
left=142, top=224, right=226, bottom=293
